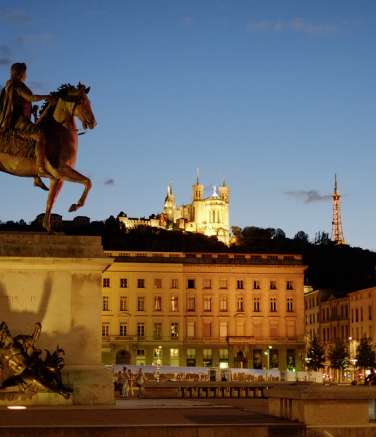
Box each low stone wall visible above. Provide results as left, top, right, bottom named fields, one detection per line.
left=268, top=384, right=376, bottom=426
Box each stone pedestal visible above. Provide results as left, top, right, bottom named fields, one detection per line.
left=0, top=232, right=113, bottom=405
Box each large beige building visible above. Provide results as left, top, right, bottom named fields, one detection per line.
left=118, top=177, right=230, bottom=245
left=101, top=251, right=306, bottom=371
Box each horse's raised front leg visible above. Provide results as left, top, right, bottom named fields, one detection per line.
left=52, top=165, right=92, bottom=213
left=43, top=178, right=64, bottom=232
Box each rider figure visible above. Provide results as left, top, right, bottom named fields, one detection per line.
left=0, top=62, right=53, bottom=191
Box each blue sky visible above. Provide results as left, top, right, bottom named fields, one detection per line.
left=0, top=0, right=376, bottom=249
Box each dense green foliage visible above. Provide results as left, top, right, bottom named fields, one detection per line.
left=306, top=335, right=326, bottom=371
left=356, top=337, right=376, bottom=370
left=328, top=339, right=349, bottom=370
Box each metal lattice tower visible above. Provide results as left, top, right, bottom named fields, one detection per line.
left=331, top=174, right=346, bottom=245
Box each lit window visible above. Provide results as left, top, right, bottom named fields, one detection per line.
left=187, top=296, right=196, bottom=312
left=103, top=278, right=110, bottom=288
left=170, top=296, right=179, bottom=312
left=203, top=296, right=212, bottom=312
left=102, top=323, right=110, bottom=337
left=287, top=298, right=294, bottom=312
left=253, top=297, right=260, bottom=312
left=220, top=349, right=228, bottom=360
left=119, top=323, right=127, bottom=337
left=203, top=279, right=212, bottom=289
left=154, top=322, right=162, bottom=339
left=102, top=296, right=109, bottom=311
left=171, top=279, right=179, bottom=289
left=154, top=296, right=162, bottom=311
left=237, top=296, right=244, bottom=312
left=120, top=278, right=127, bottom=288
left=137, top=323, right=145, bottom=338
left=137, top=297, right=145, bottom=312
left=270, top=297, right=277, bottom=312
left=219, top=295, right=228, bottom=312
left=120, top=296, right=128, bottom=312
left=171, top=322, right=179, bottom=338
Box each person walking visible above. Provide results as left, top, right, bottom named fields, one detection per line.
left=121, top=367, right=130, bottom=398
left=135, top=368, right=145, bottom=398
left=127, top=368, right=134, bottom=398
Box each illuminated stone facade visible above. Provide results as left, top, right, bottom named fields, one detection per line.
left=348, top=287, right=376, bottom=342
left=304, top=287, right=376, bottom=359
left=118, top=178, right=230, bottom=245
left=304, top=289, right=350, bottom=348
left=101, top=251, right=306, bottom=370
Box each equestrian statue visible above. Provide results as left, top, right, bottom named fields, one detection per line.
left=0, top=62, right=97, bottom=231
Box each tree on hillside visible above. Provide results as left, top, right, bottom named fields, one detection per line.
left=306, top=335, right=326, bottom=371
left=294, top=231, right=309, bottom=243
left=314, top=231, right=331, bottom=246
left=356, top=336, right=376, bottom=371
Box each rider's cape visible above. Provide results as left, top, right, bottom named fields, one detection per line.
left=0, top=81, right=35, bottom=158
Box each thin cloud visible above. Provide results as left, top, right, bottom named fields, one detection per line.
left=0, top=8, right=31, bottom=24
left=286, top=190, right=331, bottom=204
left=104, top=178, right=115, bottom=186
left=0, top=45, right=11, bottom=66
left=182, top=16, right=193, bottom=26
left=16, top=33, right=55, bottom=46
left=247, top=17, right=337, bottom=35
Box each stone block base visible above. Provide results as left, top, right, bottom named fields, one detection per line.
left=0, top=389, right=72, bottom=406
left=63, top=365, right=114, bottom=405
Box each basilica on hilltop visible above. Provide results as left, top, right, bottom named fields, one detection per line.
left=118, top=177, right=230, bottom=245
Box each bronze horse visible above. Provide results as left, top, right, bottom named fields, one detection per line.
left=0, top=83, right=96, bottom=231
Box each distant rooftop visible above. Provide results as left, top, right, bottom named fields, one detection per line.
left=104, top=250, right=304, bottom=266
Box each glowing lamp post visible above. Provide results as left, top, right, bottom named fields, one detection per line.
left=264, top=345, right=272, bottom=381
left=155, top=345, right=162, bottom=383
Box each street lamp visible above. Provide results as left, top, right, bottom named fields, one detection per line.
left=155, top=345, right=162, bottom=383
left=264, top=345, right=272, bottom=381
left=305, top=357, right=312, bottom=382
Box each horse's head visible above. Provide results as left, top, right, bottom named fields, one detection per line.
left=53, top=83, right=97, bottom=130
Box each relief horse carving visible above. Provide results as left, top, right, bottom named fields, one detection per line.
left=0, top=83, right=96, bottom=231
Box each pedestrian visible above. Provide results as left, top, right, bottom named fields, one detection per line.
left=127, top=368, right=134, bottom=397
left=117, top=370, right=125, bottom=397
left=135, top=368, right=146, bottom=398
left=121, top=367, right=129, bottom=398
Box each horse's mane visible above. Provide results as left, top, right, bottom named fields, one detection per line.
left=39, top=83, right=82, bottom=115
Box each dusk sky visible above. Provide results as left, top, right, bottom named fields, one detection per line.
left=0, top=0, right=376, bottom=249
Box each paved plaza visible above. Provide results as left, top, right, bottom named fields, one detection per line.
left=0, top=398, right=305, bottom=436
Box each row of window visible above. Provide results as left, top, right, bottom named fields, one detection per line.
left=306, top=305, right=372, bottom=324
left=103, top=295, right=295, bottom=313
left=351, top=306, right=372, bottom=323
left=102, top=320, right=290, bottom=339
left=103, top=277, right=295, bottom=291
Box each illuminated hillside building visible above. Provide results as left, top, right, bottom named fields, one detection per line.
left=118, top=176, right=230, bottom=245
